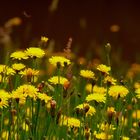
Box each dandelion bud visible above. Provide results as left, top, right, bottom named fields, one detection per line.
left=41, top=36, right=48, bottom=43
left=50, top=100, right=56, bottom=118
left=64, top=62, right=68, bottom=67
left=85, top=131, right=90, bottom=140
left=75, top=108, right=80, bottom=116
left=50, top=100, right=56, bottom=109
left=130, top=128, right=136, bottom=137
left=15, top=98, right=19, bottom=104
left=63, top=81, right=70, bottom=90
left=57, top=62, right=61, bottom=69
left=127, top=105, right=132, bottom=111
left=84, top=105, right=90, bottom=113
left=11, top=109, right=17, bottom=116
left=56, top=109, right=62, bottom=124
left=138, top=120, right=140, bottom=127
left=105, top=43, right=111, bottom=54
left=132, top=97, right=137, bottom=104
left=37, top=81, right=45, bottom=92
left=107, top=107, right=115, bottom=124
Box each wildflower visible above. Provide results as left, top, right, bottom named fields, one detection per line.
left=14, top=84, right=38, bottom=99
left=86, top=93, right=106, bottom=103
left=107, top=107, right=116, bottom=124
left=19, top=68, right=39, bottom=82
left=107, top=107, right=116, bottom=113
left=19, top=68, right=39, bottom=76
left=121, top=136, right=130, bottom=140
left=25, top=47, right=45, bottom=58
left=86, top=84, right=106, bottom=93
left=80, top=70, right=95, bottom=79
left=41, top=36, right=48, bottom=43
left=126, top=63, right=140, bottom=79
left=22, top=121, right=29, bottom=131
left=96, top=64, right=111, bottom=75
left=77, top=57, right=86, bottom=65
left=94, top=131, right=113, bottom=140
left=5, top=17, right=22, bottom=27
left=105, top=43, right=111, bottom=53
left=10, top=51, right=28, bottom=60
left=1, top=131, right=9, bottom=140
left=108, top=85, right=129, bottom=98
left=135, top=88, right=140, bottom=99
left=134, top=82, right=140, bottom=89
left=76, top=103, right=96, bottom=116
left=37, top=93, right=52, bottom=104
left=48, top=76, right=68, bottom=85
left=49, top=56, right=71, bottom=67
left=0, top=65, right=15, bottom=76
left=12, top=63, right=25, bottom=72
left=63, top=81, right=70, bottom=90
left=132, top=110, right=140, bottom=119
left=104, top=76, right=117, bottom=85
left=98, top=122, right=116, bottom=131
left=11, top=90, right=26, bottom=105
left=59, top=115, right=80, bottom=128
left=0, top=90, right=10, bottom=109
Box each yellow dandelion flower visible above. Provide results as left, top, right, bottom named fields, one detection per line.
left=10, top=51, right=28, bottom=60
left=19, top=68, right=39, bottom=82
left=6, top=67, right=15, bottom=76
left=1, top=130, right=9, bottom=140
left=94, top=131, right=113, bottom=140
left=133, top=122, right=137, bottom=127
left=59, top=115, right=80, bottom=128
left=121, top=136, right=130, bottom=140
left=67, top=117, right=80, bottom=128
left=98, top=122, right=116, bottom=131
left=37, top=93, right=52, bottom=103
left=135, top=88, right=140, bottom=99
left=0, top=90, right=10, bottom=109
left=134, top=82, right=140, bottom=89
left=41, top=36, right=49, bottom=43
left=11, top=90, right=26, bottom=105
left=86, top=84, right=106, bottom=94
left=22, top=121, right=29, bottom=131
left=107, top=107, right=116, bottom=113
left=96, top=64, right=111, bottom=75
left=25, top=47, right=45, bottom=58
left=0, top=65, right=15, bottom=76
left=19, top=68, right=39, bottom=76
left=14, top=84, right=38, bottom=99
left=48, top=76, right=68, bottom=85
left=80, top=70, right=95, bottom=79
left=104, top=75, right=117, bottom=85
left=86, top=93, right=106, bottom=103
left=12, top=63, right=25, bottom=71
left=76, top=103, right=96, bottom=116
left=49, top=56, right=71, bottom=67
left=108, top=85, right=129, bottom=98
left=0, top=75, right=8, bottom=83
left=132, top=110, right=140, bottom=119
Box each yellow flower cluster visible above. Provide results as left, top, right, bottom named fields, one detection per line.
left=48, top=76, right=68, bottom=85
left=80, top=70, right=95, bottom=79
left=49, top=56, right=71, bottom=67
left=108, top=85, right=129, bottom=98
left=76, top=103, right=96, bottom=116
left=97, top=64, right=111, bottom=75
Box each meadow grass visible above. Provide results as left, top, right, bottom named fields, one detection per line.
left=0, top=20, right=140, bottom=140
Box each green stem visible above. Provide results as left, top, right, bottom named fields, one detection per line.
left=0, top=109, right=3, bottom=136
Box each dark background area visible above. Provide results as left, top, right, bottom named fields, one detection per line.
left=0, top=0, right=140, bottom=62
